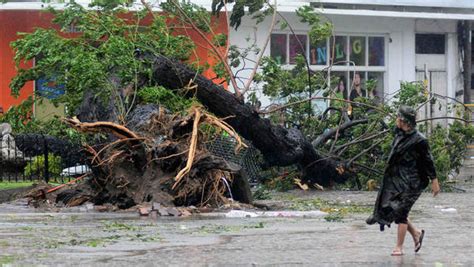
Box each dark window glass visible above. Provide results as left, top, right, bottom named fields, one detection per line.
left=350, top=36, right=366, bottom=66
left=289, top=34, right=307, bottom=64
left=271, top=34, right=287, bottom=64
left=330, top=36, right=347, bottom=65
left=416, top=34, right=445, bottom=54
left=369, top=37, right=385, bottom=66
left=368, top=72, right=384, bottom=103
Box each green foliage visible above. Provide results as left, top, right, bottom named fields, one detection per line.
left=24, top=153, right=62, bottom=177
left=394, top=82, right=427, bottom=107
left=366, top=79, right=377, bottom=93
left=258, top=53, right=472, bottom=190
left=213, top=33, right=228, bottom=47
left=324, top=213, right=344, bottom=222
left=137, top=86, right=193, bottom=112
left=296, top=6, right=333, bottom=45
left=428, top=121, right=474, bottom=183
left=0, top=97, right=35, bottom=132
left=0, top=98, right=86, bottom=142
left=258, top=168, right=298, bottom=192
left=211, top=0, right=265, bottom=30
left=253, top=186, right=271, bottom=200
left=212, top=61, right=230, bottom=82
left=161, top=0, right=212, bottom=32
left=89, top=0, right=133, bottom=11
left=10, top=1, right=196, bottom=116
left=257, top=55, right=327, bottom=133
left=289, top=197, right=372, bottom=222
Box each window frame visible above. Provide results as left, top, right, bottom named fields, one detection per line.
left=269, top=32, right=388, bottom=101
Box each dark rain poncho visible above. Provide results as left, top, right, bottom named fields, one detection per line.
left=368, top=128, right=437, bottom=229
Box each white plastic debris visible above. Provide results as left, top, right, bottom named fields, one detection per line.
left=225, top=210, right=327, bottom=218
left=261, top=211, right=327, bottom=217
left=225, top=210, right=259, bottom=218
left=440, top=208, right=457, bottom=213
left=61, top=165, right=91, bottom=176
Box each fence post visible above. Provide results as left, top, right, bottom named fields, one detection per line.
left=43, top=135, right=49, bottom=183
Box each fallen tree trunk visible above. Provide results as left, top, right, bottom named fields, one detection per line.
left=149, top=55, right=349, bottom=186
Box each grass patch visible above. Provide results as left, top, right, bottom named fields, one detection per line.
left=0, top=255, right=16, bottom=265
left=103, top=221, right=140, bottom=232
left=324, top=213, right=344, bottom=222
left=289, top=198, right=373, bottom=222
left=289, top=198, right=372, bottom=213
left=195, top=222, right=265, bottom=235
left=0, top=181, right=34, bottom=190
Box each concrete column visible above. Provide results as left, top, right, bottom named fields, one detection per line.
left=463, top=21, right=472, bottom=104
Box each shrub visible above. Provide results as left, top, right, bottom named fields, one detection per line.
left=24, top=153, right=62, bottom=178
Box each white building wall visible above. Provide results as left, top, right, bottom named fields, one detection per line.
left=414, top=19, right=461, bottom=125
left=230, top=12, right=462, bottom=112
left=229, top=13, right=419, bottom=106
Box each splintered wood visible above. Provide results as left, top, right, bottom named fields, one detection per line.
left=31, top=105, right=249, bottom=209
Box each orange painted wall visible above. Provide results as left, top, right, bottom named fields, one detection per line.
left=0, top=10, right=55, bottom=112
left=0, top=10, right=228, bottom=112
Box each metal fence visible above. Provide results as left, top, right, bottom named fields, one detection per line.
left=0, top=134, right=89, bottom=183
left=206, top=136, right=264, bottom=185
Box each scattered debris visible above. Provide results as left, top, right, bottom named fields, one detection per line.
left=224, top=209, right=327, bottom=218
left=440, top=208, right=457, bottom=213
left=294, top=179, right=309, bottom=191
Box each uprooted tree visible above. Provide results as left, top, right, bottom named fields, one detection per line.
left=7, top=0, right=474, bottom=208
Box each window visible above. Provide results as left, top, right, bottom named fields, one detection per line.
left=330, top=36, right=347, bottom=65
left=369, top=37, right=385, bottom=66
left=270, top=33, right=386, bottom=103
left=310, top=39, right=327, bottom=65
left=350, top=36, right=366, bottom=66
left=289, top=34, right=307, bottom=64
left=270, top=34, right=287, bottom=64
left=416, top=34, right=445, bottom=54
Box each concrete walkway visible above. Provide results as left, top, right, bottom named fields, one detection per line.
left=0, top=189, right=472, bottom=266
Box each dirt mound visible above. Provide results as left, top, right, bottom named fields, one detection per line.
left=0, top=186, right=34, bottom=203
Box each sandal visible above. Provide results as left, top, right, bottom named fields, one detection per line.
left=391, top=250, right=404, bottom=256
left=414, top=229, right=425, bottom=252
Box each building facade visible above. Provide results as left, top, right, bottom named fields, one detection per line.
left=228, top=0, right=474, bottom=122
left=1, top=0, right=473, bottom=123
left=0, top=0, right=228, bottom=118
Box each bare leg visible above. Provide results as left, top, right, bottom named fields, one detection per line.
left=407, top=219, right=421, bottom=245
left=393, top=223, right=408, bottom=255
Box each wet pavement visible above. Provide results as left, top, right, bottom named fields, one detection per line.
left=0, top=189, right=473, bottom=266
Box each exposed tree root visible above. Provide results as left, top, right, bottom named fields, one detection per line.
left=28, top=105, right=251, bottom=210
left=63, top=117, right=140, bottom=140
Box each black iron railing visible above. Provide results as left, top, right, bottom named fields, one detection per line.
left=0, top=133, right=89, bottom=183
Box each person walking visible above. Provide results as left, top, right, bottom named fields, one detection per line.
left=366, top=106, right=440, bottom=256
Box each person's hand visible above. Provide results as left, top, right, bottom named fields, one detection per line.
left=431, top=178, right=440, bottom=197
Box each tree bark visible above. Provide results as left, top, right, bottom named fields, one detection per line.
left=149, top=55, right=348, bottom=186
